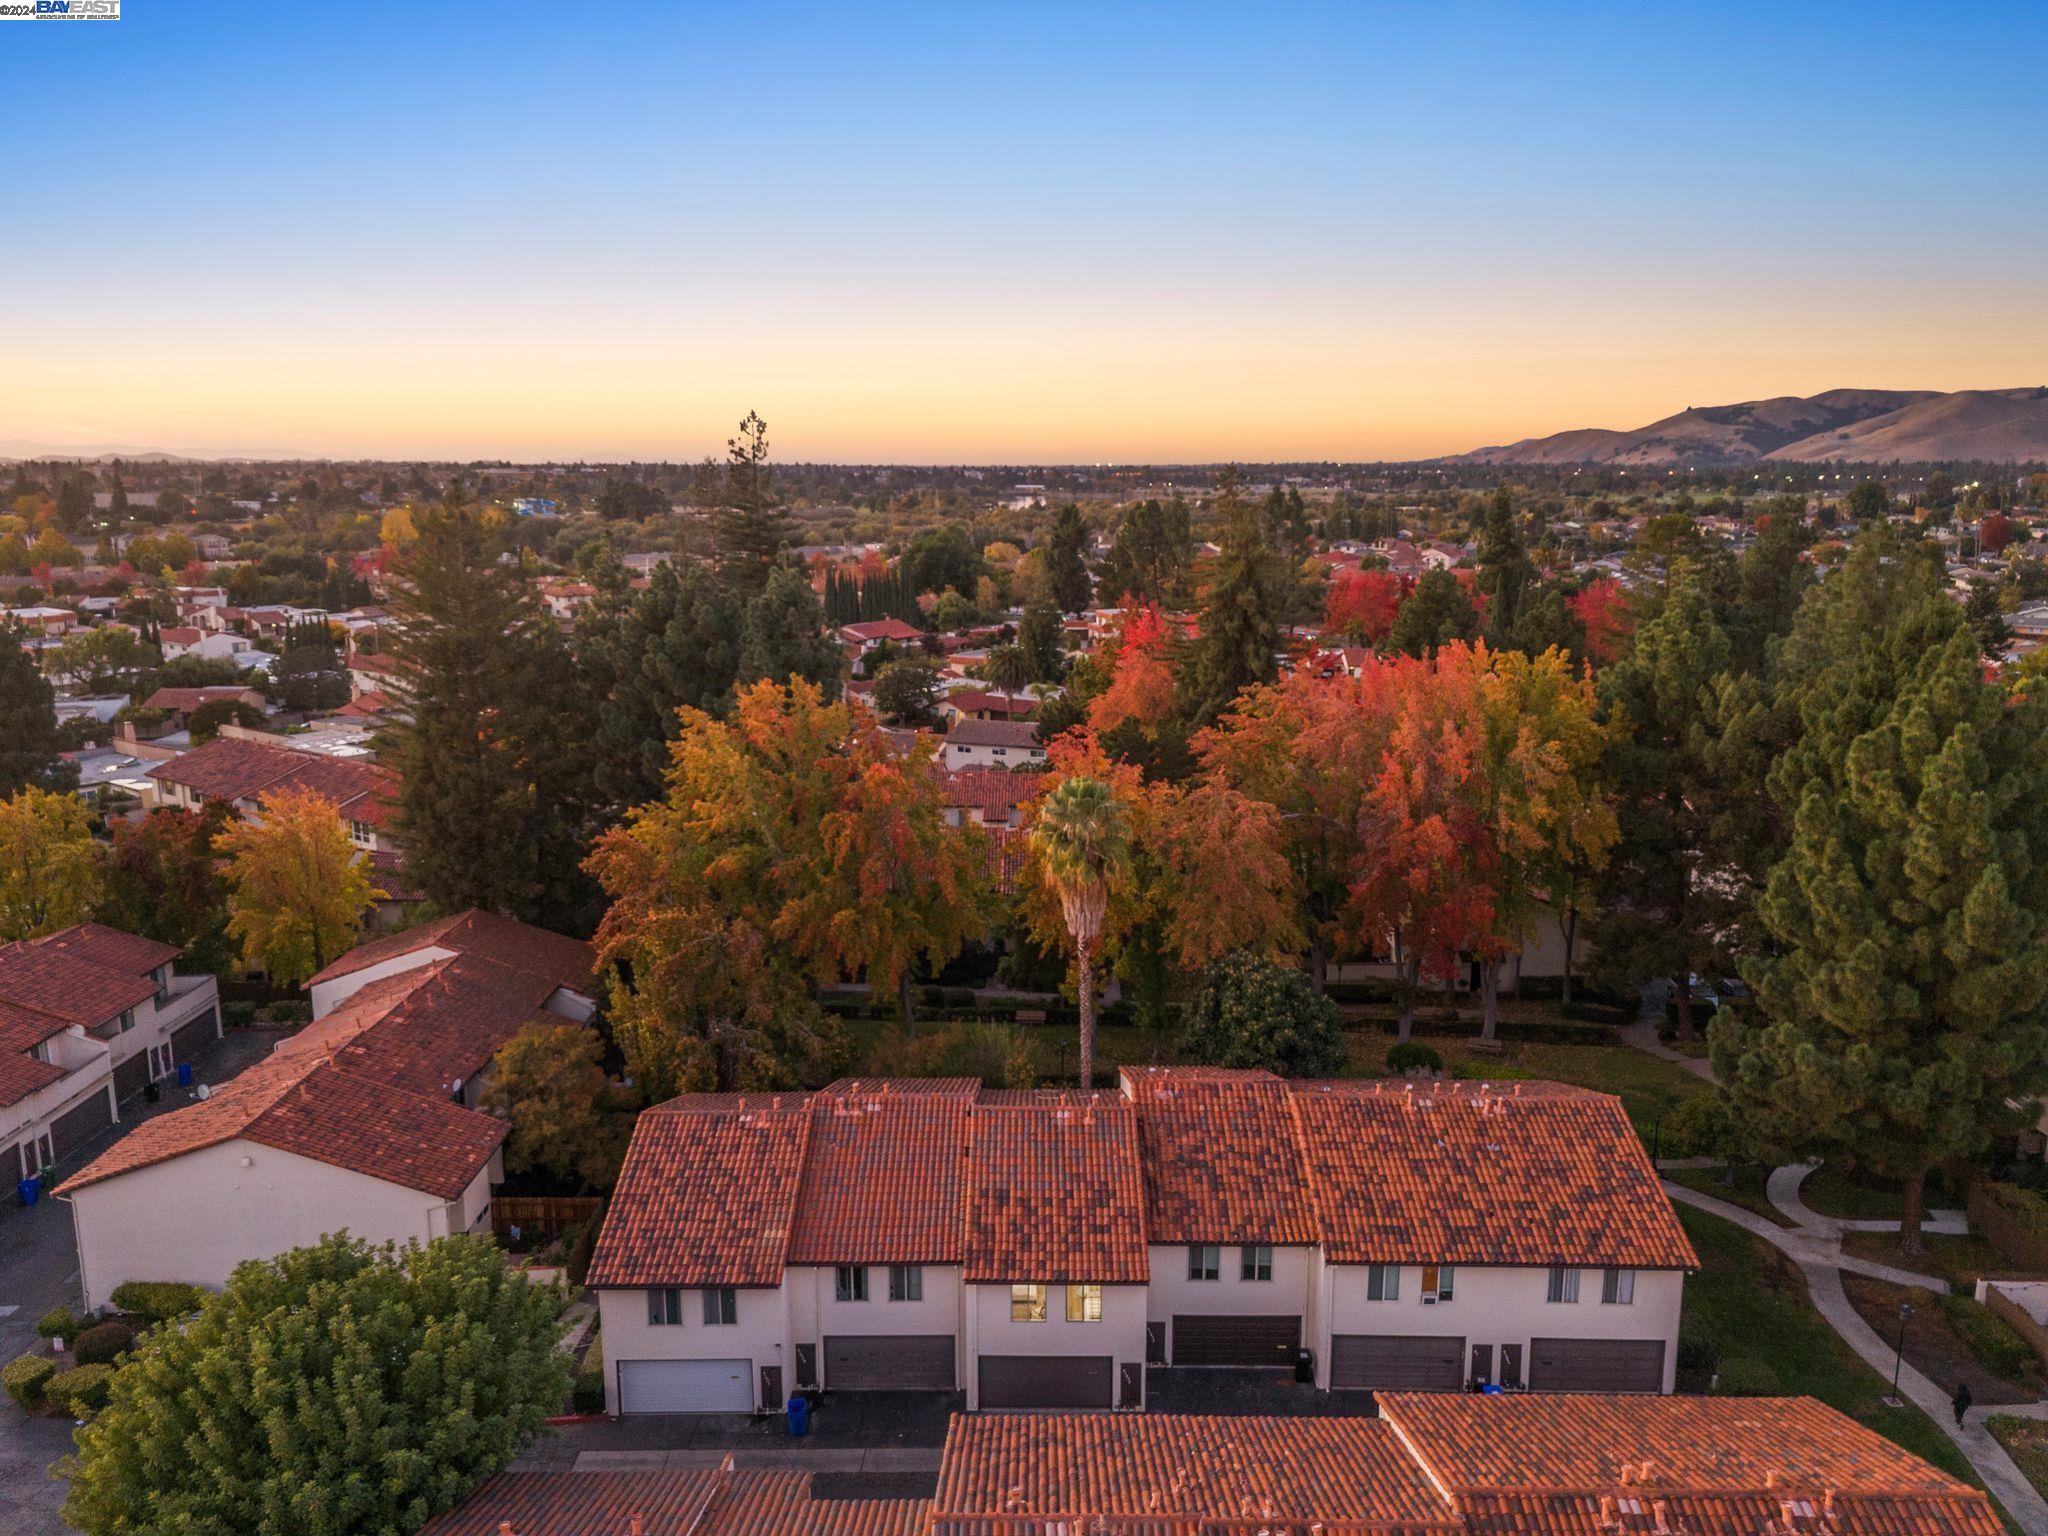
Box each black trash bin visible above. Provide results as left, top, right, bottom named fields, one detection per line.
left=1293, top=1347, right=1315, bottom=1384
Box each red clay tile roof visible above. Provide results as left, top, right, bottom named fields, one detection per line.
left=59, top=1018, right=504, bottom=1201
left=1288, top=1079, right=1698, bottom=1269
left=0, top=1040, right=68, bottom=1109
left=931, top=1413, right=1458, bottom=1531
left=1122, top=1068, right=1317, bottom=1245
left=941, top=766, right=1044, bottom=811
left=306, top=908, right=595, bottom=992
left=419, top=1468, right=928, bottom=1536
left=963, top=1094, right=1148, bottom=1283
left=945, top=717, right=1042, bottom=750
left=0, top=938, right=158, bottom=1028
left=147, top=735, right=395, bottom=823
left=32, top=922, right=179, bottom=978
left=1379, top=1394, right=2001, bottom=1536
left=587, top=1100, right=812, bottom=1288
left=787, top=1092, right=971, bottom=1265
left=322, top=953, right=563, bottom=1098
left=983, top=825, right=1026, bottom=895
left=843, top=619, right=926, bottom=642
left=144, top=685, right=265, bottom=714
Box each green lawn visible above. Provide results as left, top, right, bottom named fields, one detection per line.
left=1987, top=1417, right=2048, bottom=1504
left=1664, top=1164, right=1795, bottom=1227
left=1677, top=1204, right=1989, bottom=1492
left=1802, top=1164, right=1907, bottom=1222
left=1841, top=1231, right=2012, bottom=1294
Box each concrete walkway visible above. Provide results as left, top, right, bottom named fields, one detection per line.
left=1617, top=1017, right=1718, bottom=1082
left=1665, top=1181, right=2048, bottom=1529
left=1768, top=1161, right=1970, bottom=1237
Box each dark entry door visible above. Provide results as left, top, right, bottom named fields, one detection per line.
left=1500, top=1343, right=1523, bottom=1388
left=1470, top=1343, right=1493, bottom=1386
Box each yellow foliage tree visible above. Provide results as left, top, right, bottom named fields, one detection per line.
left=217, top=787, right=380, bottom=984
left=379, top=504, right=419, bottom=547
left=0, top=787, right=103, bottom=940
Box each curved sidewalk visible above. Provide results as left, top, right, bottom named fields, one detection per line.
left=1664, top=1180, right=2048, bottom=1529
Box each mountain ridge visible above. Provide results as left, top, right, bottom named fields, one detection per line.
left=1453, top=387, right=2048, bottom=466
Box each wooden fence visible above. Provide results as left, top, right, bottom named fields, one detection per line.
left=1965, top=1182, right=2048, bottom=1272
left=492, top=1196, right=603, bottom=1242
left=1982, top=1285, right=2048, bottom=1372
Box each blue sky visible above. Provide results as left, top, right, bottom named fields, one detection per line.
left=3, top=2, right=2043, bottom=460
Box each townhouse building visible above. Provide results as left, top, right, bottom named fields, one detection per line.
left=59, top=911, right=595, bottom=1311
left=586, top=1067, right=1694, bottom=1416
left=940, top=717, right=1045, bottom=771
left=1, top=925, right=222, bottom=1186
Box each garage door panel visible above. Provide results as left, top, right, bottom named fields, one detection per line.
left=617, top=1358, right=752, bottom=1413
left=1529, top=1337, right=1665, bottom=1393
left=1171, top=1314, right=1301, bottom=1367
left=979, top=1354, right=1113, bottom=1409
left=1329, top=1334, right=1464, bottom=1391
left=824, top=1333, right=955, bottom=1390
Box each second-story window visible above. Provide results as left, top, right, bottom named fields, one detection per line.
left=835, top=1266, right=868, bottom=1302
left=701, top=1288, right=737, bottom=1325
left=1241, top=1245, right=1273, bottom=1282
left=1367, top=1264, right=1401, bottom=1301
left=1065, top=1284, right=1103, bottom=1323
left=1010, top=1283, right=1046, bottom=1322
left=888, top=1264, right=923, bottom=1302
left=1601, top=1268, right=1635, bottom=1305
left=646, top=1288, right=683, bottom=1326
left=1547, top=1266, right=1581, bottom=1303
left=1421, top=1264, right=1454, bottom=1303
left=1187, top=1244, right=1220, bottom=1282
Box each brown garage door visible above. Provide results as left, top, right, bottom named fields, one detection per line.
left=113, top=1050, right=151, bottom=1104
left=171, top=1006, right=221, bottom=1063
left=824, top=1334, right=956, bottom=1390
left=1171, top=1314, right=1301, bottom=1366
left=1329, top=1334, right=1464, bottom=1391
left=978, top=1354, right=1113, bottom=1409
left=51, top=1091, right=114, bottom=1157
left=1529, top=1338, right=1665, bottom=1393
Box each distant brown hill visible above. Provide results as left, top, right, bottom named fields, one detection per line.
left=1454, top=387, right=2048, bottom=466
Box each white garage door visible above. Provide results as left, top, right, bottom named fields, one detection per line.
left=617, top=1358, right=752, bottom=1413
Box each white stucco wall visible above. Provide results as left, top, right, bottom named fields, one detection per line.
left=66, top=1137, right=491, bottom=1311
left=596, top=1283, right=790, bottom=1414
left=1145, top=1243, right=1314, bottom=1341
left=1314, top=1260, right=1683, bottom=1392
left=963, top=1282, right=1146, bottom=1409
left=309, top=947, right=456, bottom=1017
left=789, top=1263, right=966, bottom=1388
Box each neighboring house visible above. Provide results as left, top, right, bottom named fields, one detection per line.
left=940, top=717, right=1045, bottom=771
left=584, top=1068, right=1693, bottom=1416
left=158, top=627, right=252, bottom=664
left=0, top=925, right=221, bottom=1186
left=143, top=685, right=269, bottom=729
left=346, top=650, right=405, bottom=700
left=421, top=1391, right=2000, bottom=1535
left=937, top=690, right=1036, bottom=728
left=941, top=767, right=1042, bottom=830
left=1, top=605, right=77, bottom=639
left=59, top=911, right=594, bottom=1312
left=537, top=578, right=598, bottom=621
left=840, top=618, right=927, bottom=676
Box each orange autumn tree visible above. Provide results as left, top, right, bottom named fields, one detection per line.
left=1568, top=577, right=1634, bottom=667
left=1086, top=600, right=1180, bottom=739
left=1322, top=568, right=1408, bottom=646
left=1344, top=652, right=1497, bottom=1040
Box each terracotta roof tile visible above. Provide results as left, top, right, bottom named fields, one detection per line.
left=1123, top=1068, right=1317, bottom=1244
left=32, top=922, right=180, bottom=977
left=147, top=735, right=396, bottom=824
left=0, top=937, right=157, bottom=1027
left=941, top=766, right=1044, bottom=812
left=418, top=1468, right=928, bottom=1536
left=306, top=908, right=594, bottom=992
left=963, top=1095, right=1148, bottom=1283
left=931, top=1413, right=1457, bottom=1531
left=587, top=1100, right=812, bottom=1288
left=1288, top=1079, right=1697, bottom=1269
left=787, top=1092, right=970, bottom=1264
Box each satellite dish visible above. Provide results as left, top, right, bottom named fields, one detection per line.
left=194, top=1083, right=211, bottom=1100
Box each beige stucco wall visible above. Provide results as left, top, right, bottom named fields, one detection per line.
left=1314, top=1259, right=1683, bottom=1392
left=595, top=1283, right=790, bottom=1414
left=963, top=1282, right=1146, bottom=1409
left=309, top=948, right=455, bottom=1018
left=1145, top=1243, right=1314, bottom=1341
left=66, top=1136, right=491, bottom=1311
left=790, top=1263, right=966, bottom=1388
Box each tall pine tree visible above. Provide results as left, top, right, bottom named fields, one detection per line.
left=0, top=635, right=62, bottom=797
left=710, top=411, right=791, bottom=596
left=1185, top=471, right=1283, bottom=725
left=1042, top=503, right=1094, bottom=614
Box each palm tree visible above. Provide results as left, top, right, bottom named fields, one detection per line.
left=1030, top=776, right=1131, bottom=1086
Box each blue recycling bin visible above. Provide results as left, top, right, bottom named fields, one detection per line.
left=177, top=1062, right=194, bottom=1087
left=1480, top=1382, right=1505, bottom=1395
left=786, top=1394, right=810, bottom=1438
left=17, top=1175, right=39, bottom=1208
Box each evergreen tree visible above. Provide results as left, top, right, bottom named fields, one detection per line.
left=0, top=634, right=62, bottom=797
left=1386, top=568, right=1480, bottom=658
left=1042, top=502, right=1094, bottom=614
left=54, top=473, right=94, bottom=533
left=1018, top=595, right=1066, bottom=683
left=736, top=565, right=841, bottom=700
left=710, top=411, right=790, bottom=596
left=1716, top=536, right=2048, bottom=1250
left=1185, top=472, right=1283, bottom=725
left=387, top=495, right=596, bottom=927
left=1474, top=486, right=1534, bottom=648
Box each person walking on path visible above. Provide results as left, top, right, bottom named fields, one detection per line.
left=1953, top=1382, right=1973, bottom=1426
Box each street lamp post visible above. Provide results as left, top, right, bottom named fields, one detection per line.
left=1887, top=1300, right=1913, bottom=1406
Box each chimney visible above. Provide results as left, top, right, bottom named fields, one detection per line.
left=1651, top=1499, right=1670, bottom=1534
left=630, top=1519, right=645, bottom=1536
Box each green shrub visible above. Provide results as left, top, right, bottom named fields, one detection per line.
left=1661, top=1093, right=1740, bottom=1160
left=35, top=1307, right=82, bottom=1345
left=108, top=1280, right=207, bottom=1323
left=1714, top=1357, right=1781, bottom=1396
left=222, top=999, right=257, bottom=1028
left=3, top=1353, right=56, bottom=1409
left=1450, top=1058, right=1536, bottom=1081
left=565, top=1212, right=601, bottom=1289
left=570, top=1336, right=605, bottom=1414
left=1676, top=1325, right=1720, bottom=1381
left=1385, top=1042, right=1444, bottom=1075
left=1181, top=952, right=1346, bottom=1077
left=1941, top=1295, right=2037, bottom=1382
left=43, top=1362, right=114, bottom=1418
left=71, top=1321, right=136, bottom=1366
left=255, top=1000, right=312, bottom=1026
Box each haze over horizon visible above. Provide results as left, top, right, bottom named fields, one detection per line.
left=5, top=2, right=2044, bottom=463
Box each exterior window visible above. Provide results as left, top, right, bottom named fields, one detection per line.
left=835, top=1266, right=868, bottom=1302
left=1187, top=1244, right=1220, bottom=1282
left=1010, top=1283, right=1047, bottom=1322
left=1367, top=1264, right=1401, bottom=1301
left=1602, top=1268, right=1635, bottom=1305
left=1547, top=1266, right=1581, bottom=1304
left=702, top=1287, right=737, bottom=1325
left=647, top=1288, right=683, bottom=1326
left=1065, top=1284, right=1103, bottom=1323
left=1241, top=1245, right=1273, bottom=1282
left=888, top=1264, right=923, bottom=1302
left=348, top=819, right=374, bottom=846
left=152, top=965, right=172, bottom=1004
left=1422, top=1264, right=1454, bottom=1303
